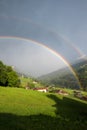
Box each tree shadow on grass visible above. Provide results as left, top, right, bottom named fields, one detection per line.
left=0, top=95, right=87, bottom=130
left=47, top=94, right=87, bottom=120
left=47, top=94, right=87, bottom=129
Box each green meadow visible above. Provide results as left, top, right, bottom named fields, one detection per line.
left=0, top=87, right=87, bottom=130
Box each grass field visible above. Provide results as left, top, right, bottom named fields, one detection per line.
left=0, top=87, right=87, bottom=130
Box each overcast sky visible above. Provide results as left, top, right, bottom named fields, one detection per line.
left=0, top=38, right=67, bottom=77
left=0, top=0, right=87, bottom=77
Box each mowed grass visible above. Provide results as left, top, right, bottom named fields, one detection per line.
left=0, top=87, right=87, bottom=130
left=0, top=87, right=55, bottom=116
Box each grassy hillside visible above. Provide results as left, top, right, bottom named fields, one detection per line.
left=0, top=87, right=87, bottom=130
left=20, top=76, right=44, bottom=89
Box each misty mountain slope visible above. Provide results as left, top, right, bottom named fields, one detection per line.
left=38, top=58, right=87, bottom=90
left=38, top=67, right=71, bottom=81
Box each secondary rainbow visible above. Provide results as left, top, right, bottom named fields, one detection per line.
left=1, top=14, right=84, bottom=58
left=0, top=36, right=81, bottom=87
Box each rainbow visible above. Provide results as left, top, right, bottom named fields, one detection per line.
left=1, top=14, right=84, bottom=58
left=58, top=33, right=84, bottom=57
left=0, top=36, right=81, bottom=88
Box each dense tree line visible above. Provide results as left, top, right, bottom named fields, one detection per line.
left=0, top=61, right=20, bottom=87
left=39, top=73, right=79, bottom=89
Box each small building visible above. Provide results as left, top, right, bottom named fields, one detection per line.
left=73, top=91, right=82, bottom=98
left=34, top=88, right=48, bottom=93
left=56, top=89, right=69, bottom=96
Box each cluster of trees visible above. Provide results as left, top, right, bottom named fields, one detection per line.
left=0, top=61, right=20, bottom=87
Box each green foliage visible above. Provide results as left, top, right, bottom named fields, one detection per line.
left=7, top=71, right=20, bottom=87
left=0, top=60, right=20, bottom=87
left=0, top=61, right=8, bottom=86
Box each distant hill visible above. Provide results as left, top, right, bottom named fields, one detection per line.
left=38, top=57, right=87, bottom=90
